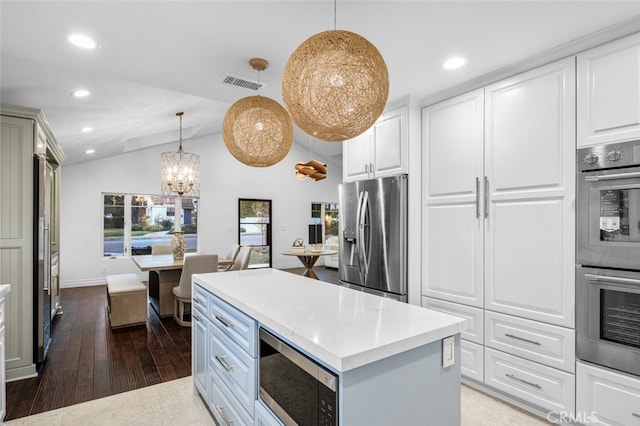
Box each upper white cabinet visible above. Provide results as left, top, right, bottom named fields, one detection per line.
left=422, top=89, right=485, bottom=307
left=343, top=105, right=408, bottom=182
left=577, top=32, right=640, bottom=147
left=484, top=58, right=576, bottom=328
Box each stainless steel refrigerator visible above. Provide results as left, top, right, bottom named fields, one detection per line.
left=338, top=174, right=407, bottom=301
left=34, top=155, right=52, bottom=363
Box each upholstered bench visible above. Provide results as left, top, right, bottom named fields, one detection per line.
left=106, top=274, right=147, bottom=328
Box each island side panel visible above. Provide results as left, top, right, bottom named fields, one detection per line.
left=340, top=334, right=461, bottom=426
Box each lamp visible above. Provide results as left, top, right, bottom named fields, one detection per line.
left=282, top=1, right=389, bottom=142
left=160, top=112, right=200, bottom=197
left=223, top=58, right=293, bottom=167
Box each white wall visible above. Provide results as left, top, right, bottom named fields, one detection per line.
left=60, top=132, right=341, bottom=287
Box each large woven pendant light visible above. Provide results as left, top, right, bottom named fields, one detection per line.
left=282, top=2, right=389, bottom=142
left=223, top=58, right=293, bottom=167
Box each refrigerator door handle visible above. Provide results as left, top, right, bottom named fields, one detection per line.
left=358, top=190, right=370, bottom=283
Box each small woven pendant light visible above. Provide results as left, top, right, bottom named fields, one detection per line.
left=282, top=21, right=389, bottom=142
left=223, top=58, right=294, bottom=167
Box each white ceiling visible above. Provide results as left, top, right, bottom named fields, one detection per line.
left=2, top=1, right=640, bottom=166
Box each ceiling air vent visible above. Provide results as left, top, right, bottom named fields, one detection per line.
left=221, top=74, right=263, bottom=91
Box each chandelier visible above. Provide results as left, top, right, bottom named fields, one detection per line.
left=281, top=1, right=389, bottom=142
left=223, top=58, right=293, bottom=167
left=160, top=112, right=200, bottom=197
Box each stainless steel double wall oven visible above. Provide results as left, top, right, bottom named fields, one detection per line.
left=577, top=140, right=640, bottom=376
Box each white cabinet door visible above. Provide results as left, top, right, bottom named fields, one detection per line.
left=422, top=89, right=484, bottom=307
left=373, top=106, right=406, bottom=177
left=0, top=324, right=5, bottom=423
left=193, top=308, right=208, bottom=395
left=577, top=362, right=640, bottom=426
left=578, top=32, right=640, bottom=147
left=343, top=128, right=372, bottom=182
left=484, top=58, right=575, bottom=327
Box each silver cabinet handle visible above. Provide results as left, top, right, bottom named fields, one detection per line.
left=215, top=315, right=232, bottom=328
left=484, top=177, right=489, bottom=219
left=215, top=355, right=233, bottom=372
left=475, top=177, right=480, bottom=219
left=370, top=163, right=375, bottom=175
left=505, top=373, right=541, bottom=389
left=215, top=404, right=234, bottom=426
left=365, top=163, right=369, bottom=174
left=505, top=333, right=542, bottom=346
left=193, top=296, right=203, bottom=305
left=632, top=412, right=640, bottom=419
left=192, top=314, right=202, bottom=322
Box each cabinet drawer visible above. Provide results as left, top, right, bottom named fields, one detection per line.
left=460, top=340, right=483, bottom=382
left=485, top=311, right=575, bottom=373
left=577, top=361, right=640, bottom=426
left=192, top=285, right=210, bottom=312
left=485, top=348, right=575, bottom=414
left=209, top=293, right=257, bottom=356
left=209, top=321, right=257, bottom=415
left=208, top=368, right=253, bottom=426
left=255, top=399, right=284, bottom=426
left=422, top=297, right=483, bottom=344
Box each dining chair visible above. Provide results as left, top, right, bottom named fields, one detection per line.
left=227, top=246, right=252, bottom=271
left=218, top=243, right=241, bottom=272
left=172, top=254, right=218, bottom=326
left=151, top=243, right=172, bottom=255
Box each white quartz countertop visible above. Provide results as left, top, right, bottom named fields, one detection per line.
left=0, top=284, right=10, bottom=298
left=193, top=269, right=467, bottom=372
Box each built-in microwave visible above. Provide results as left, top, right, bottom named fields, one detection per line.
left=258, top=328, right=338, bottom=426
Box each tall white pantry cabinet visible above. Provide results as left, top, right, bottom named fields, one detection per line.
left=422, top=57, right=576, bottom=414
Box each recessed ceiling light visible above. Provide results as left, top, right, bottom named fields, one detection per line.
left=68, top=34, right=96, bottom=49
left=85, top=149, right=95, bottom=154
left=443, top=56, right=467, bottom=71
left=72, top=89, right=90, bottom=98
left=80, top=127, right=93, bottom=133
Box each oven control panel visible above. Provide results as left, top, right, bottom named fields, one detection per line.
left=579, top=140, right=640, bottom=171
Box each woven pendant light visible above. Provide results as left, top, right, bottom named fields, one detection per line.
left=223, top=58, right=294, bottom=167
left=282, top=29, right=389, bottom=142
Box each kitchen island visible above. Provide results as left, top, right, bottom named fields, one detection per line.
left=192, top=268, right=467, bottom=426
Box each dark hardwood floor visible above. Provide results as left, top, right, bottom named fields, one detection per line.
left=5, top=266, right=339, bottom=421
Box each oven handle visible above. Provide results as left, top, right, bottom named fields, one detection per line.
left=584, top=171, right=640, bottom=182
left=584, top=273, right=640, bottom=286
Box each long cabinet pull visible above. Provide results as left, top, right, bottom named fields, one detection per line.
left=193, top=296, right=203, bottom=305
left=215, top=355, right=233, bottom=372
left=632, top=412, right=640, bottom=419
left=505, top=333, right=542, bottom=346
left=365, top=163, right=369, bottom=174
left=484, top=177, right=489, bottom=219
left=192, top=314, right=202, bottom=322
left=475, top=177, right=481, bottom=219
left=215, top=404, right=234, bottom=426
left=505, top=373, right=542, bottom=389
left=215, top=315, right=232, bottom=328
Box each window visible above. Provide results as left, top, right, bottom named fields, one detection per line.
left=103, top=193, right=198, bottom=257
left=239, top=199, right=271, bottom=268
left=309, top=202, right=339, bottom=243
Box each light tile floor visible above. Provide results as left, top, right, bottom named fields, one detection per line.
left=6, top=379, right=550, bottom=425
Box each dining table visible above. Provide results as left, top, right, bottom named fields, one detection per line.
left=132, top=253, right=233, bottom=317
left=281, top=248, right=337, bottom=280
